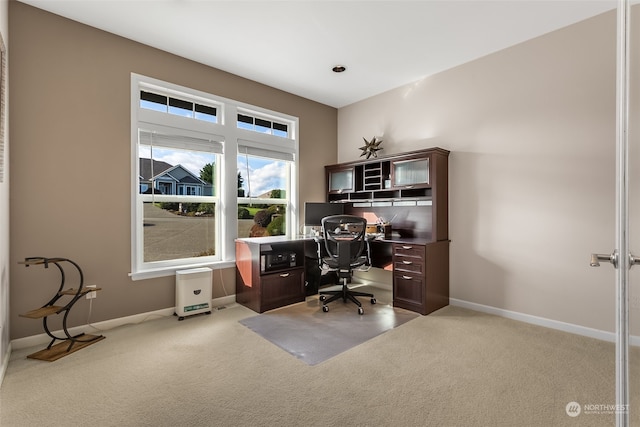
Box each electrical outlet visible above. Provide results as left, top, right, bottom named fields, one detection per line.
left=86, top=285, right=97, bottom=299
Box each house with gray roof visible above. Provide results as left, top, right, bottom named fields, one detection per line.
left=139, top=158, right=212, bottom=196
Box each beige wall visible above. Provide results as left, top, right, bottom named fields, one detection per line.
left=8, top=2, right=337, bottom=339
left=338, top=10, right=633, bottom=333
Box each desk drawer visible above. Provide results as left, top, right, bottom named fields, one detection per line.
left=393, top=273, right=424, bottom=308
left=393, top=243, right=424, bottom=258
left=260, top=268, right=305, bottom=312
left=393, top=258, right=424, bottom=275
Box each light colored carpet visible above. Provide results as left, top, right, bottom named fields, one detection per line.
left=240, top=286, right=418, bottom=365
left=1, top=298, right=639, bottom=426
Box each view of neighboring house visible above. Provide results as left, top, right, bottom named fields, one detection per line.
left=139, top=158, right=212, bottom=196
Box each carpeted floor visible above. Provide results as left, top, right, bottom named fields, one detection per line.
left=240, top=286, right=418, bottom=365
left=2, top=291, right=639, bottom=426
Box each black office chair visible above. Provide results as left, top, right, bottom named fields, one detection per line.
left=314, top=215, right=376, bottom=315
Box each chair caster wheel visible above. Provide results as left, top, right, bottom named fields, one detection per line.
left=178, top=316, right=185, bottom=321
left=322, top=305, right=329, bottom=312
left=358, top=307, right=364, bottom=315
left=371, top=298, right=376, bottom=304
left=319, top=295, right=326, bottom=301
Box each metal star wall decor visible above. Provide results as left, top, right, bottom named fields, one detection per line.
left=359, top=136, right=383, bottom=159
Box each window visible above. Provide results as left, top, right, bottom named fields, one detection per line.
left=237, top=151, right=291, bottom=238
left=141, top=90, right=218, bottom=123
left=131, top=75, right=298, bottom=279
left=237, top=110, right=289, bottom=138
left=138, top=130, right=220, bottom=265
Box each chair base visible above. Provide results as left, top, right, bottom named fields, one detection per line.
left=319, top=278, right=376, bottom=314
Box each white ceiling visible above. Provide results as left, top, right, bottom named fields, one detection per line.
left=19, top=0, right=616, bottom=108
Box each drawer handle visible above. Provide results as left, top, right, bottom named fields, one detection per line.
left=402, top=275, right=413, bottom=280
left=279, top=273, right=290, bottom=278
left=405, top=185, right=414, bottom=189
left=402, top=245, right=413, bottom=250
left=402, top=260, right=413, bottom=265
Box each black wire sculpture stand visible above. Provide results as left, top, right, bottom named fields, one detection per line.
left=19, top=257, right=104, bottom=361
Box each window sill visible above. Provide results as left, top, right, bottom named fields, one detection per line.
left=129, top=260, right=236, bottom=281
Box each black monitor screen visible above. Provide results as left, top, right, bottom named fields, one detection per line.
left=304, top=202, right=344, bottom=226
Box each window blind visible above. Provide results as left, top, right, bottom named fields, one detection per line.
left=238, top=141, right=294, bottom=162
left=139, top=124, right=223, bottom=153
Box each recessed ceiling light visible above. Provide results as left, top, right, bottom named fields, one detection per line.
left=332, top=65, right=346, bottom=73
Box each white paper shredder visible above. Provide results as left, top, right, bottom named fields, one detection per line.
left=175, top=267, right=213, bottom=320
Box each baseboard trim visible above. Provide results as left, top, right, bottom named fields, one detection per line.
left=12, top=295, right=636, bottom=352
left=450, top=298, right=640, bottom=346
left=10, top=295, right=238, bottom=351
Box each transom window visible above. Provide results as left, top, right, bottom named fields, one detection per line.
left=140, top=90, right=219, bottom=123
left=131, top=74, right=298, bottom=280
left=237, top=110, right=289, bottom=138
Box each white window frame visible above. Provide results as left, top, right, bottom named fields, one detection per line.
left=130, top=74, right=299, bottom=280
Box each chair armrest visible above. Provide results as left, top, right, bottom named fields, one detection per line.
left=313, top=236, right=324, bottom=267
left=364, top=238, right=372, bottom=266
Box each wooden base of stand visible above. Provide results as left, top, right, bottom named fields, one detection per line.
left=27, top=335, right=105, bottom=362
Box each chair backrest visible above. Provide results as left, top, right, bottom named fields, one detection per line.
left=321, top=215, right=367, bottom=269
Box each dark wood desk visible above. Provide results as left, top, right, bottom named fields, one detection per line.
left=235, top=235, right=449, bottom=315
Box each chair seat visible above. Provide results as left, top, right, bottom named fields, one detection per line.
left=321, top=255, right=368, bottom=271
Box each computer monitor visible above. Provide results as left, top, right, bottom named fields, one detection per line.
left=304, top=202, right=344, bottom=227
